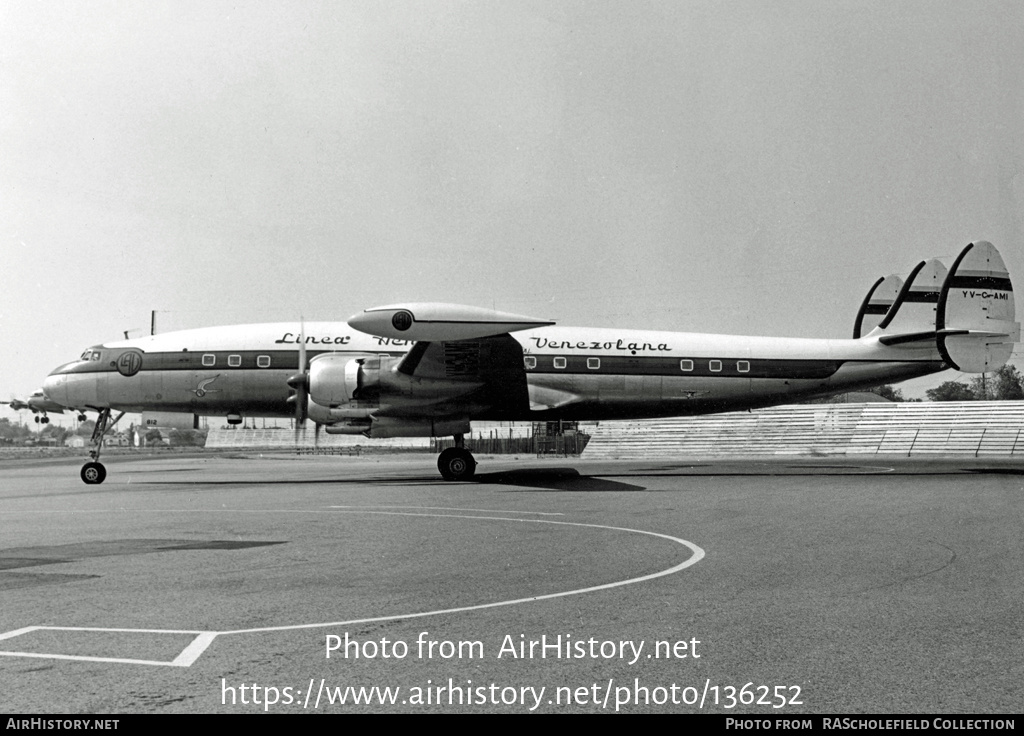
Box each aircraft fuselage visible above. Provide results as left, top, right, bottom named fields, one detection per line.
left=43, top=322, right=945, bottom=423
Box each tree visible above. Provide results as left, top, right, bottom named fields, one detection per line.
left=925, top=381, right=976, bottom=401
left=991, top=364, right=1024, bottom=400
left=967, top=364, right=1023, bottom=401
left=868, top=384, right=905, bottom=402
left=75, top=420, right=97, bottom=437
left=0, top=417, right=32, bottom=443
left=39, top=423, right=71, bottom=446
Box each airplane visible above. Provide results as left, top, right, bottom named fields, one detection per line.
left=41, top=241, right=1018, bottom=485
left=1, top=389, right=86, bottom=424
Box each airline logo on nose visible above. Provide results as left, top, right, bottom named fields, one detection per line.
left=116, top=350, right=143, bottom=377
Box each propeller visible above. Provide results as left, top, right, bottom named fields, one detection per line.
left=286, top=319, right=309, bottom=446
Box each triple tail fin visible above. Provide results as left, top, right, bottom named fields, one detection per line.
left=863, top=241, right=1019, bottom=373
left=935, top=241, right=1019, bottom=372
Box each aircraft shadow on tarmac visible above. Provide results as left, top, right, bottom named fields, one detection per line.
left=139, top=468, right=650, bottom=492
left=473, top=468, right=647, bottom=492
left=126, top=458, right=1024, bottom=491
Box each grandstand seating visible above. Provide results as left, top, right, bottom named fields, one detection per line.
left=581, top=402, right=1024, bottom=459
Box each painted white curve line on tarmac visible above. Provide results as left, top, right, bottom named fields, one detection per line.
left=221, top=510, right=704, bottom=636
left=0, top=511, right=704, bottom=667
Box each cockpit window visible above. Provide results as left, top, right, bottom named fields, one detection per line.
left=91, top=351, right=101, bottom=361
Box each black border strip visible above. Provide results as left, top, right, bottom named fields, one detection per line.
left=853, top=276, right=884, bottom=339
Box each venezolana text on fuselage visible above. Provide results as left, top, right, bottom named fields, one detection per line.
left=42, top=241, right=1019, bottom=483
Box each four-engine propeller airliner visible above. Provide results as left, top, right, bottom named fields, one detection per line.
left=1, top=389, right=83, bottom=424
left=42, top=241, right=1018, bottom=484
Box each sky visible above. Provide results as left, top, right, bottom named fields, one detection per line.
left=2, top=0, right=1022, bottom=423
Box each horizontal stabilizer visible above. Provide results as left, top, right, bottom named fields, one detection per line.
left=879, top=327, right=1012, bottom=348
left=348, top=303, right=554, bottom=342
left=877, top=330, right=937, bottom=347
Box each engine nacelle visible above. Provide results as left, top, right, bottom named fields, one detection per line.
left=324, top=416, right=471, bottom=438
left=323, top=419, right=372, bottom=435
left=308, top=354, right=380, bottom=407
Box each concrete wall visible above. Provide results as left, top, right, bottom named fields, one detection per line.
left=204, top=421, right=533, bottom=451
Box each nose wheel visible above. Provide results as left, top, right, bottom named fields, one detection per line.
left=81, top=462, right=107, bottom=485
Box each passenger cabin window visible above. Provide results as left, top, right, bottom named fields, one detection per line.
left=524, top=356, right=537, bottom=370
left=202, top=354, right=216, bottom=367
left=709, top=360, right=723, bottom=372
left=553, top=357, right=567, bottom=369
left=257, top=355, right=271, bottom=368
left=587, top=357, right=600, bottom=370
left=680, top=359, right=694, bottom=372
left=228, top=354, right=242, bottom=368
left=737, top=360, right=750, bottom=373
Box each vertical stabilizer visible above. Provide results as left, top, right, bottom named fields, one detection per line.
left=853, top=274, right=904, bottom=338
left=936, top=241, right=1019, bottom=372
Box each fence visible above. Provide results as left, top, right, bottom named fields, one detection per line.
left=433, top=432, right=590, bottom=456
left=205, top=423, right=591, bottom=456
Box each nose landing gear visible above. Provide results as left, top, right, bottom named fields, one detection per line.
left=79, top=408, right=125, bottom=485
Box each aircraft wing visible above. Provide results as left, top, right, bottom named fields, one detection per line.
left=348, top=303, right=555, bottom=417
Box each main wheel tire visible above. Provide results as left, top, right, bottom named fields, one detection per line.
left=437, top=447, right=476, bottom=481
left=81, top=462, right=106, bottom=485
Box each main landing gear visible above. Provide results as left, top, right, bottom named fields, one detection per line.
left=80, top=408, right=125, bottom=485
left=437, top=433, right=476, bottom=481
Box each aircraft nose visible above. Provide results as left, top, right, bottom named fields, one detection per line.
left=42, top=373, right=68, bottom=407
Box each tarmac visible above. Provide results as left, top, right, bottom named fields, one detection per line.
left=0, top=451, right=1021, bottom=713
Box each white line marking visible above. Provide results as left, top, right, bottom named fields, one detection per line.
left=0, top=626, right=39, bottom=641
left=171, top=632, right=219, bottom=667
left=18, top=626, right=208, bottom=634
left=329, top=505, right=564, bottom=516
left=0, top=651, right=197, bottom=667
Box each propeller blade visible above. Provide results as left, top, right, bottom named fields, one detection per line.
left=287, top=318, right=309, bottom=446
